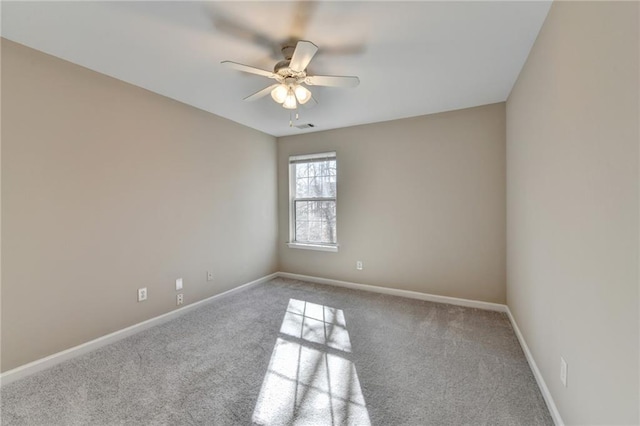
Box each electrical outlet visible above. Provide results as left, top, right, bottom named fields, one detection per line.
left=207, top=271, right=214, bottom=281
left=356, top=261, right=363, bottom=270
left=560, top=356, right=568, bottom=387
left=137, top=287, right=147, bottom=302
left=177, top=293, right=184, bottom=306
left=175, top=278, right=183, bottom=291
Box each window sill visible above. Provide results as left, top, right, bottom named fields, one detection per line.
left=287, top=242, right=339, bottom=253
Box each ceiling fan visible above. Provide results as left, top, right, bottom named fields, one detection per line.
left=221, top=40, right=360, bottom=110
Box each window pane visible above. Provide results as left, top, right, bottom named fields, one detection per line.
left=296, top=163, right=309, bottom=178
left=328, top=160, right=336, bottom=176
left=308, top=175, right=323, bottom=197
left=309, top=221, right=322, bottom=242
left=308, top=162, right=317, bottom=177
left=296, top=177, right=310, bottom=198
left=296, top=221, right=309, bottom=242
left=295, top=201, right=309, bottom=221
left=327, top=178, right=336, bottom=197
left=294, top=200, right=336, bottom=244
left=295, top=159, right=337, bottom=199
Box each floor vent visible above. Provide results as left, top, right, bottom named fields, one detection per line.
left=295, top=123, right=315, bottom=129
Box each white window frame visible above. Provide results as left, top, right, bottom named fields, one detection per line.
left=287, top=151, right=338, bottom=252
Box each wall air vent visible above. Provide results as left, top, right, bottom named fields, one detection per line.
left=295, top=123, right=315, bottom=130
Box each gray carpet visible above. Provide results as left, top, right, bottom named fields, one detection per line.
left=1, top=278, right=553, bottom=425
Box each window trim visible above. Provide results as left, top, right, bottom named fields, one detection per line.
left=288, top=151, right=338, bottom=252
left=286, top=242, right=339, bottom=252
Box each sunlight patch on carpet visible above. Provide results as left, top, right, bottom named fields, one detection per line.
left=252, top=299, right=371, bottom=425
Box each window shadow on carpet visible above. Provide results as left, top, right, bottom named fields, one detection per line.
left=252, top=299, right=371, bottom=425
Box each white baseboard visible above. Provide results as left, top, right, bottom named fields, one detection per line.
left=0, top=272, right=278, bottom=386
left=277, top=272, right=508, bottom=312
left=506, top=307, right=564, bottom=426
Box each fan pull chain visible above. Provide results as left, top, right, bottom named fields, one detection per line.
left=289, top=109, right=301, bottom=127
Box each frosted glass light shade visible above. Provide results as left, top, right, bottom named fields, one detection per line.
left=294, top=85, right=312, bottom=104
left=271, top=85, right=288, bottom=104
left=283, top=90, right=297, bottom=109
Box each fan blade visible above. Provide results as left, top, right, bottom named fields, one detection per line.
left=305, top=75, right=360, bottom=88
left=213, top=18, right=279, bottom=57
left=205, top=4, right=280, bottom=58
left=244, top=84, right=280, bottom=101
left=318, top=43, right=366, bottom=57
left=290, top=1, right=318, bottom=40
left=289, top=40, right=318, bottom=72
left=221, top=61, right=276, bottom=79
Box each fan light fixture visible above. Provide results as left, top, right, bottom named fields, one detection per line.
left=283, top=88, right=297, bottom=109
left=270, top=83, right=312, bottom=109
left=271, top=85, right=288, bottom=104
left=294, top=85, right=311, bottom=104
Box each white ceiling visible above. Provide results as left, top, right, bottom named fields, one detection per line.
left=2, top=1, right=551, bottom=137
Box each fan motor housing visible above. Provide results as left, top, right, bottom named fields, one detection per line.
left=274, top=60, right=306, bottom=81
left=273, top=60, right=290, bottom=74
left=281, top=44, right=296, bottom=60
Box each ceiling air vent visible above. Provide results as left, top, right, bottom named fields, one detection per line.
left=295, top=123, right=315, bottom=130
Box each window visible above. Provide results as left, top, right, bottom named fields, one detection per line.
left=288, top=152, right=337, bottom=252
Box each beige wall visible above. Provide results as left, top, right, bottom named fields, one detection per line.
left=506, top=2, right=639, bottom=424
left=278, top=104, right=506, bottom=304
left=1, top=39, right=278, bottom=371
